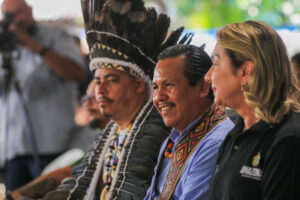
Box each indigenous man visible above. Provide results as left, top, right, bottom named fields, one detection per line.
left=41, top=0, right=186, bottom=199
left=145, top=45, right=234, bottom=200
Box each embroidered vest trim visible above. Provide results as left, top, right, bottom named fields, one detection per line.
left=156, top=104, right=226, bottom=200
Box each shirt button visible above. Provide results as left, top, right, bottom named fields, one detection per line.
left=234, top=145, right=239, bottom=150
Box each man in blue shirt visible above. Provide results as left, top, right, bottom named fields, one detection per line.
left=145, top=44, right=234, bottom=200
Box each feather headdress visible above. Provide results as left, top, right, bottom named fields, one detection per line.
left=81, top=0, right=189, bottom=85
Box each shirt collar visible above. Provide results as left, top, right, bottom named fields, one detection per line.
left=169, top=116, right=201, bottom=143
left=229, top=115, right=279, bottom=136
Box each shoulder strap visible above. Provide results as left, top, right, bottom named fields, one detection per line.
left=158, top=104, right=226, bottom=200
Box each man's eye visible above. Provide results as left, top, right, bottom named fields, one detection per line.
left=107, top=79, right=118, bottom=82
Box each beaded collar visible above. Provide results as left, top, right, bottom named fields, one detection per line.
left=101, top=123, right=132, bottom=200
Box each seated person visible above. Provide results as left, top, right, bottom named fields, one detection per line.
left=205, top=20, right=300, bottom=200
left=6, top=0, right=186, bottom=199
left=145, top=44, right=234, bottom=200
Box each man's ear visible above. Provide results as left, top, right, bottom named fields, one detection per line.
left=135, top=78, right=146, bottom=94
left=198, top=80, right=211, bottom=98
left=241, top=60, right=254, bottom=85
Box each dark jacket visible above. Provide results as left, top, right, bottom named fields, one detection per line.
left=209, top=110, right=300, bottom=200
left=43, top=102, right=170, bottom=200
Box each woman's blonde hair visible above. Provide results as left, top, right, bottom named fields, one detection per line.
left=217, top=20, right=300, bottom=123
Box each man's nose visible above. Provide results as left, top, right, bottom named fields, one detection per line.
left=204, top=66, right=213, bottom=83
left=153, top=87, right=167, bottom=103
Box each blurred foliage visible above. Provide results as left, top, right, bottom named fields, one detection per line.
left=171, top=0, right=300, bottom=29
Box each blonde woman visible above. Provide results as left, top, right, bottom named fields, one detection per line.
left=205, top=20, right=300, bottom=200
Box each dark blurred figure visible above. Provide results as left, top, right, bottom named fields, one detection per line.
left=291, top=52, right=300, bottom=86
left=72, top=35, right=94, bottom=126
left=0, top=0, right=85, bottom=190
left=68, top=80, right=111, bottom=151
left=73, top=35, right=93, bottom=99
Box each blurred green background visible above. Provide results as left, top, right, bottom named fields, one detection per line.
left=1, top=0, right=298, bottom=55
left=162, top=0, right=300, bottom=29
left=1, top=0, right=299, bottom=29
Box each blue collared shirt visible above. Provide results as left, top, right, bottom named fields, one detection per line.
left=144, top=117, right=234, bottom=200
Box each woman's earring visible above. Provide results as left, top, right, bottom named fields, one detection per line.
left=241, top=84, right=246, bottom=91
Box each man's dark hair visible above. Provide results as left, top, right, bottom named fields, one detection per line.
left=158, top=44, right=214, bottom=99
left=89, top=118, right=101, bottom=130
left=291, top=52, right=300, bottom=81
left=292, top=53, right=300, bottom=68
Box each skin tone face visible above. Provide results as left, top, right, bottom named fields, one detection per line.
left=94, top=68, right=146, bottom=129
left=204, top=42, right=244, bottom=109
left=82, top=80, right=107, bottom=126
left=1, top=0, right=34, bottom=32
left=153, top=56, right=211, bottom=133
left=205, top=42, right=257, bottom=130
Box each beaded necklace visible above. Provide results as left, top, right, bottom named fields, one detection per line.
left=164, top=140, right=174, bottom=159
left=101, top=123, right=132, bottom=200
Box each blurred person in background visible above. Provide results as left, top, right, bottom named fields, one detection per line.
left=73, top=35, right=95, bottom=127
left=73, top=35, right=93, bottom=100
left=0, top=0, right=85, bottom=190
left=67, top=80, right=111, bottom=151
left=80, top=80, right=110, bottom=131
left=5, top=80, right=110, bottom=200
left=205, top=20, right=300, bottom=200
left=291, top=52, right=300, bottom=89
